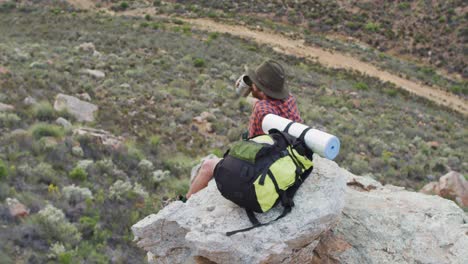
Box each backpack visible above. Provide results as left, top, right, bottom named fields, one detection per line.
left=213, top=129, right=314, bottom=236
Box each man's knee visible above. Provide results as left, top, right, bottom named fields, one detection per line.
left=200, top=158, right=221, bottom=175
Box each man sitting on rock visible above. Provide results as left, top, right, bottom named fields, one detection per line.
left=186, top=59, right=303, bottom=199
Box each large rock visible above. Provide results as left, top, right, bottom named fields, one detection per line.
left=6, top=198, right=29, bottom=218
left=313, top=175, right=468, bottom=264
left=83, top=69, right=105, bottom=79
left=0, top=102, right=14, bottom=111
left=132, top=155, right=347, bottom=264
left=54, top=94, right=98, bottom=122
left=420, top=171, right=468, bottom=207
left=73, top=127, right=124, bottom=149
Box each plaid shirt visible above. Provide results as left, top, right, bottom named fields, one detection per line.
left=248, top=95, right=302, bottom=138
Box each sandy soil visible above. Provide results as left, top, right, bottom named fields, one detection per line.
left=68, top=2, right=468, bottom=115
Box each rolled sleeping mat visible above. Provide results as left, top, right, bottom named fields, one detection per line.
left=262, top=114, right=340, bottom=160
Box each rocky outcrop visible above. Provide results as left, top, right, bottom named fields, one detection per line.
left=132, top=155, right=347, bottom=264
left=313, top=175, right=468, bottom=264
left=83, top=69, right=105, bottom=79
left=0, top=103, right=14, bottom=112
left=6, top=198, right=29, bottom=218
left=421, top=171, right=468, bottom=208
left=73, top=127, right=123, bottom=149
left=132, top=158, right=468, bottom=264
left=54, top=94, right=98, bottom=122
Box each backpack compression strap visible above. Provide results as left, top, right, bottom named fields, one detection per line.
left=226, top=196, right=293, bottom=236
left=226, top=170, right=294, bottom=236
left=283, top=121, right=296, bottom=134
left=298, top=127, right=312, bottom=142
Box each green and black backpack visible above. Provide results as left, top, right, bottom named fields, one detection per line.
left=213, top=129, right=314, bottom=236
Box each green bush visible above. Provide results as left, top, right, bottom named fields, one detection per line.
left=32, top=162, right=60, bottom=184
left=364, top=22, right=380, bottom=32
left=193, top=58, right=206, bottom=68
left=34, top=204, right=81, bottom=246
left=345, top=21, right=361, bottom=30
left=69, top=167, right=87, bottom=181
left=449, top=85, right=467, bottom=95
left=397, top=2, right=411, bottom=10
left=0, top=112, right=20, bottom=127
left=0, top=159, right=7, bottom=180
left=120, top=2, right=129, bottom=10
left=58, top=252, right=73, bottom=264
left=353, top=81, right=369, bottom=90
left=0, top=1, right=15, bottom=12
left=149, top=135, right=161, bottom=153
left=207, top=32, right=219, bottom=42
left=34, top=101, right=56, bottom=121
left=31, top=123, right=64, bottom=140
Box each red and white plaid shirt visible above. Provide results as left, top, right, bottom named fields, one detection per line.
left=248, top=95, right=302, bottom=138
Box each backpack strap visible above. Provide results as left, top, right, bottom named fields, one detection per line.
left=283, top=121, right=296, bottom=134
left=285, top=166, right=313, bottom=200
left=298, top=127, right=312, bottom=142
left=226, top=195, right=293, bottom=236
left=226, top=171, right=294, bottom=236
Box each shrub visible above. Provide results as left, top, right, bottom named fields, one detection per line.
left=397, top=2, right=411, bottom=10
left=47, top=242, right=65, bottom=259
left=35, top=204, right=81, bottom=246
left=353, top=81, right=369, bottom=90
left=207, top=32, right=219, bottom=43
left=182, top=25, right=191, bottom=35
left=345, top=21, right=361, bottom=31
left=193, top=58, right=206, bottom=68
left=63, top=185, right=93, bottom=205
left=31, top=123, right=64, bottom=140
left=449, top=85, right=467, bottom=95
left=120, top=2, right=129, bottom=10
left=69, top=167, right=87, bottom=181
left=364, top=22, right=380, bottom=32
left=152, top=22, right=163, bottom=30
left=384, top=88, right=398, bottom=97
left=109, top=180, right=132, bottom=201
left=0, top=112, right=21, bottom=127
left=207, top=11, right=217, bottom=18
left=0, top=1, right=15, bottom=12
left=0, top=159, right=7, bottom=180
left=33, top=162, right=59, bottom=184
left=34, top=101, right=56, bottom=121
left=149, top=135, right=161, bottom=152
left=152, top=170, right=170, bottom=183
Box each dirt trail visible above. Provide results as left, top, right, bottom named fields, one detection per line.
left=71, top=3, right=468, bottom=115
left=67, top=0, right=95, bottom=10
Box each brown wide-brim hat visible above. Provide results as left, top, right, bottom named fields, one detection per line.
left=247, top=60, right=289, bottom=100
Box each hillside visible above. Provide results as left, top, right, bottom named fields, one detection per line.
left=0, top=1, right=467, bottom=263
left=172, top=0, right=468, bottom=80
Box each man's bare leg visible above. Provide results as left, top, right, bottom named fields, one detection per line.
left=186, top=158, right=221, bottom=199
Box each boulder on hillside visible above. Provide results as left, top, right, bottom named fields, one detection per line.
left=0, top=102, right=14, bottom=112
left=54, top=94, right=98, bottom=122
left=6, top=198, right=29, bottom=218
left=76, top=42, right=95, bottom=52
left=73, top=127, right=123, bottom=149
left=83, top=69, right=105, bottom=79
left=313, top=175, right=468, bottom=264
left=132, top=155, right=347, bottom=264
left=420, top=171, right=468, bottom=207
